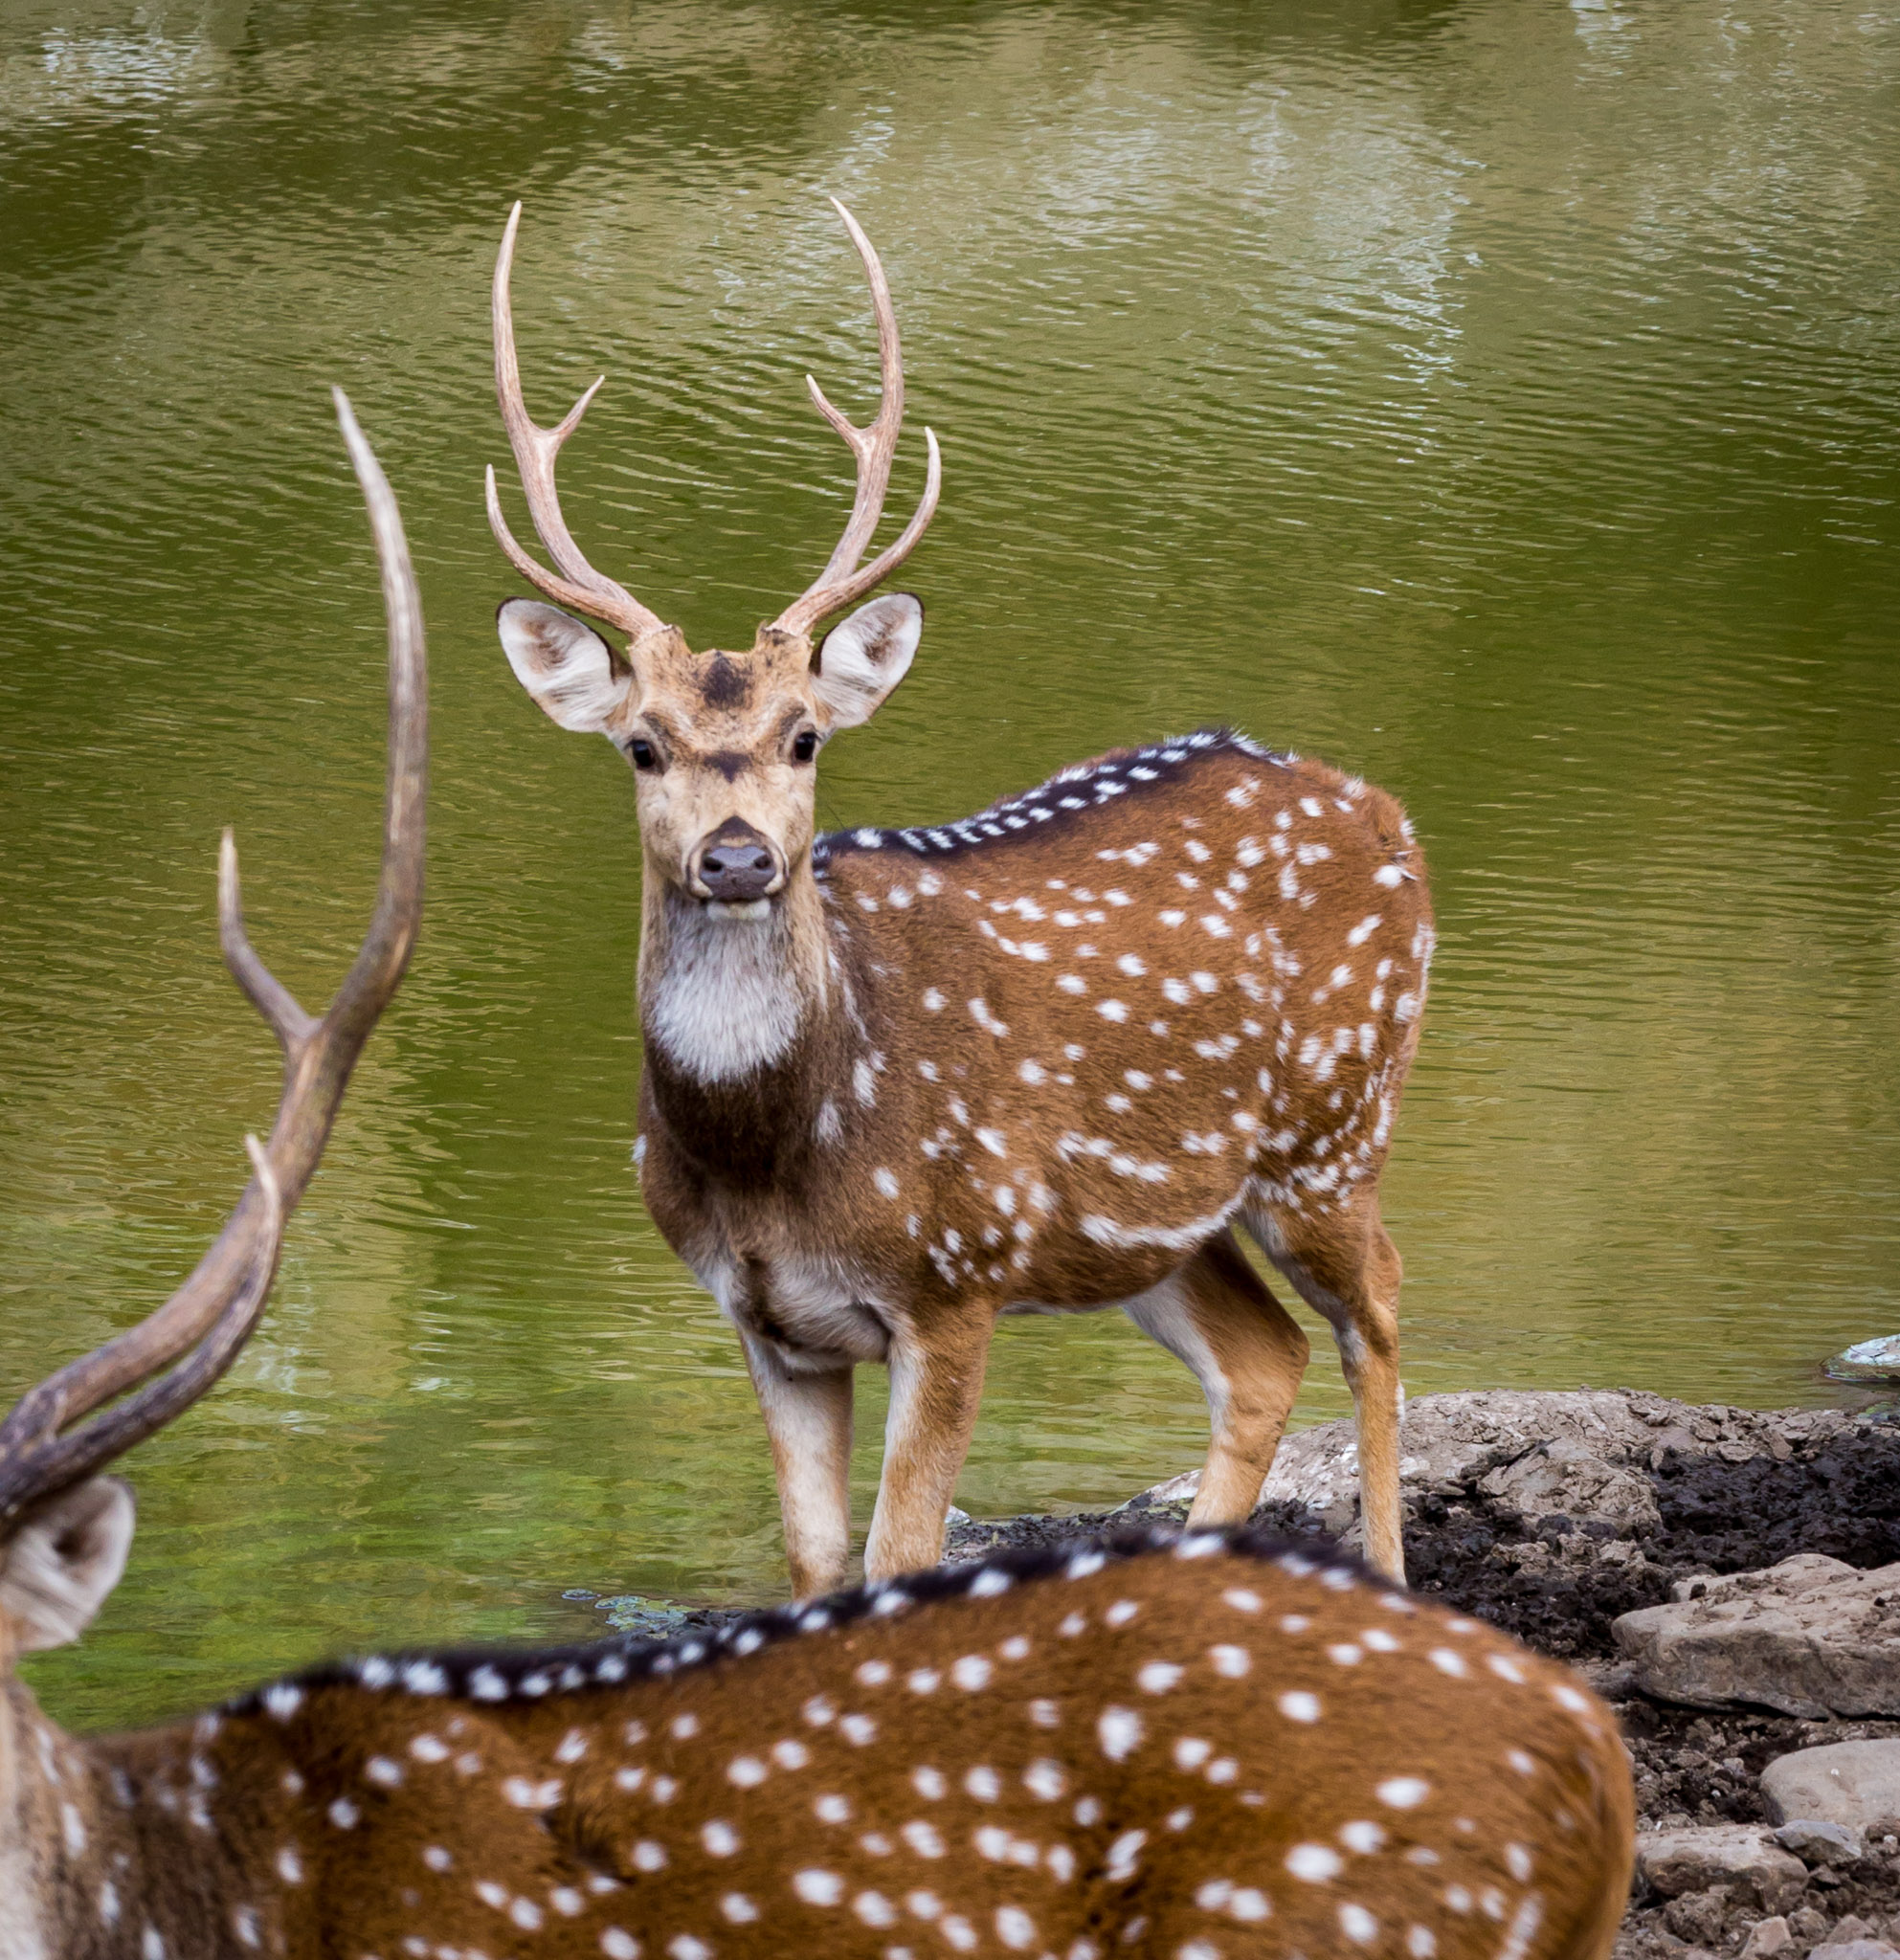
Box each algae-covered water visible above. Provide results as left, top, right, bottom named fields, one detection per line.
left=1, top=0, right=1895, bottom=1727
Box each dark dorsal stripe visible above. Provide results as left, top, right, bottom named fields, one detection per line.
left=224, top=1525, right=1384, bottom=1718
left=812, top=727, right=1291, bottom=870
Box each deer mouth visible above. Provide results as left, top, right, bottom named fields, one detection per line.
left=703, top=897, right=773, bottom=922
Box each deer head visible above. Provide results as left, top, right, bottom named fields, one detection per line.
left=489, top=200, right=939, bottom=921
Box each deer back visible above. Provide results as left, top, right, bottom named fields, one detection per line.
left=71, top=1531, right=1629, bottom=1960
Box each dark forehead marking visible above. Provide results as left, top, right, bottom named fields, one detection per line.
left=700, top=654, right=752, bottom=711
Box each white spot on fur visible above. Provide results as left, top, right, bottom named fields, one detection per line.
left=1098, top=1707, right=1143, bottom=1759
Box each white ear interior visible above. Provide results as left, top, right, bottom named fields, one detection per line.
left=0, top=1478, right=135, bottom=1653
left=812, top=592, right=924, bottom=731
left=496, top=599, right=634, bottom=734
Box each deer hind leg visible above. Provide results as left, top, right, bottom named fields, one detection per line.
left=1241, top=1192, right=1408, bottom=1583
left=739, top=1332, right=854, bottom=1600
left=1122, top=1229, right=1311, bottom=1528
left=863, top=1311, right=996, bottom=1582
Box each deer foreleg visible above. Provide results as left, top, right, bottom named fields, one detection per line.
left=863, top=1314, right=995, bottom=1582
left=1123, top=1229, right=1311, bottom=1527
left=741, top=1334, right=854, bottom=1599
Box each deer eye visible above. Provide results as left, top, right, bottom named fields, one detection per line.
left=628, top=738, right=659, bottom=771
left=792, top=730, right=819, bottom=765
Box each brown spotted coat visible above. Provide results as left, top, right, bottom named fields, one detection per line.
left=3, top=1531, right=1628, bottom=1960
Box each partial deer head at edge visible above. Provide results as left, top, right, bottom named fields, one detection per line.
left=0, top=387, right=424, bottom=1952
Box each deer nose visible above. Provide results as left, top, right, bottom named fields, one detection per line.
left=695, top=821, right=781, bottom=903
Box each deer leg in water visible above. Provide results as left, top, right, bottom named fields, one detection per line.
left=863, top=1312, right=995, bottom=1581
left=1123, top=1228, right=1311, bottom=1527
left=740, top=1333, right=854, bottom=1599
left=1246, top=1191, right=1407, bottom=1582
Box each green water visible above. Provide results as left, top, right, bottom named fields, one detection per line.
left=2, top=0, right=1895, bottom=1730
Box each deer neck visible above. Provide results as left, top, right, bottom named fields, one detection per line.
left=637, top=853, right=840, bottom=1091
left=1, top=1684, right=295, bottom=1960
left=2, top=1684, right=123, bottom=1959
left=0, top=1704, right=39, bottom=1959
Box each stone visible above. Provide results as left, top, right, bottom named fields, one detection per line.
left=1791, top=1907, right=1833, bottom=1943
left=1665, top=1888, right=1734, bottom=1944
left=1612, top=1557, right=1900, bottom=1717
left=1258, top=1389, right=1664, bottom=1515
left=1113, top=1387, right=1881, bottom=1546
left=1119, top=1468, right=1199, bottom=1514
left=1774, top=1819, right=1866, bottom=1866
left=1739, top=1916, right=1792, bottom=1959
left=1134, top=1389, right=1679, bottom=1530
left=1762, top=1743, right=1900, bottom=1838
left=1827, top=1336, right=1900, bottom=1384
left=1635, top=1826, right=1809, bottom=1913
left=1807, top=1944, right=1900, bottom=1960
left=1477, top=1437, right=1662, bottom=1531
left=595, top=1593, right=692, bottom=1638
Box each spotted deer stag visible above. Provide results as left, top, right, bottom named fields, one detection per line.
left=486, top=201, right=1435, bottom=1596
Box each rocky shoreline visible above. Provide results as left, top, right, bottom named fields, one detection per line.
left=596, top=1390, right=1900, bottom=1960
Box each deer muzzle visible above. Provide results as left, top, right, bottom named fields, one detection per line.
left=691, top=818, right=784, bottom=917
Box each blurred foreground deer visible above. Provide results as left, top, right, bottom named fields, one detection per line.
left=0, top=395, right=1631, bottom=1959
left=485, top=201, right=1436, bottom=1596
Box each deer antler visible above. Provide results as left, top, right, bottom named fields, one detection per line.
left=772, top=199, right=942, bottom=639
left=485, top=202, right=667, bottom=644
left=0, top=389, right=427, bottom=1535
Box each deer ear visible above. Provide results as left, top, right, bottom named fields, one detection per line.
left=0, top=1479, right=135, bottom=1655
left=812, top=592, right=923, bottom=731
left=497, top=599, right=634, bottom=734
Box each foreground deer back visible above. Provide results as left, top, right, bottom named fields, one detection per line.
left=485, top=200, right=1433, bottom=1599
left=11, top=1526, right=1632, bottom=1960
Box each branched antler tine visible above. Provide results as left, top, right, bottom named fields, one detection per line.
left=806, top=199, right=905, bottom=589
left=0, top=397, right=426, bottom=1532
left=776, top=426, right=941, bottom=639
left=551, top=372, right=608, bottom=445
left=489, top=201, right=663, bottom=639
left=0, top=1142, right=285, bottom=1529
left=483, top=467, right=634, bottom=621
left=324, top=387, right=427, bottom=1062
left=773, top=202, right=940, bottom=638
left=804, top=372, right=864, bottom=449
left=219, top=830, right=316, bottom=1054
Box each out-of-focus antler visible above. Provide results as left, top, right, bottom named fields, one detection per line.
left=0, top=390, right=427, bottom=1533
left=772, top=199, right=941, bottom=639
left=485, top=202, right=667, bottom=643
